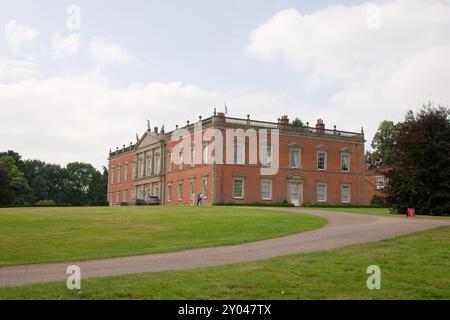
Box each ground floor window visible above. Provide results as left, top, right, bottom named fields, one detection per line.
left=116, top=191, right=121, bottom=203
left=233, top=178, right=244, bottom=199
left=341, top=185, right=350, bottom=203
left=317, top=183, right=327, bottom=202
left=202, top=177, right=208, bottom=197
left=178, top=182, right=183, bottom=201
left=124, top=189, right=128, bottom=203
left=189, top=180, right=195, bottom=200
left=261, top=179, right=272, bottom=200
left=167, top=184, right=172, bottom=202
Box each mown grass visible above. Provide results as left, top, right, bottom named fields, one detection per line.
left=303, top=207, right=450, bottom=219
left=0, top=206, right=325, bottom=267
left=0, top=226, right=448, bottom=300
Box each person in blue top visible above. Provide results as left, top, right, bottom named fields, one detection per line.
left=197, top=192, right=203, bottom=206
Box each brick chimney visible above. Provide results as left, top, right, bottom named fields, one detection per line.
left=316, top=119, right=325, bottom=134
left=279, top=115, right=290, bottom=125
left=154, top=127, right=159, bottom=134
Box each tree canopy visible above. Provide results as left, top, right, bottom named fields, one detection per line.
left=0, top=151, right=107, bottom=206
left=367, top=120, right=397, bottom=169
left=384, top=104, right=450, bottom=215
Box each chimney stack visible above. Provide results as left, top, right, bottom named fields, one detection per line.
left=154, top=127, right=159, bottom=134
left=279, top=115, right=289, bottom=126
left=316, top=119, right=325, bottom=134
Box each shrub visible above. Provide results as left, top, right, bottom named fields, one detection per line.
left=36, top=200, right=57, bottom=206
left=370, top=195, right=387, bottom=207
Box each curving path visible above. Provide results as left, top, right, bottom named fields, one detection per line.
left=0, top=208, right=449, bottom=288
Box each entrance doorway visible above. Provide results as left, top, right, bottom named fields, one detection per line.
left=288, top=182, right=302, bottom=206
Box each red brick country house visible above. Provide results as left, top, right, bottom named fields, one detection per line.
left=108, top=112, right=382, bottom=206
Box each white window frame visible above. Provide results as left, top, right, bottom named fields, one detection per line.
left=146, top=155, right=152, bottom=177
left=167, top=184, right=172, bottom=202
left=168, top=152, right=173, bottom=172
left=124, top=163, right=128, bottom=182
left=341, top=153, right=350, bottom=172
left=261, top=179, right=273, bottom=200
left=179, top=151, right=184, bottom=170
left=117, top=164, right=121, bottom=184
left=317, top=151, right=327, bottom=171
left=341, top=184, right=351, bottom=203
left=202, top=177, right=208, bottom=198
left=190, top=146, right=195, bottom=167
left=111, top=166, right=115, bottom=185
left=155, top=154, right=161, bottom=174
left=189, top=180, right=195, bottom=200
left=376, top=176, right=385, bottom=190
left=202, top=145, right=208, bottom=165
left=178, top=182, right=183, bottom=201
left=262, top=146, right=272, bottom=167
left=233, top=178, right=245, bottom=199
left=139, top=157, right=144, bottom=178
left=290, top=149, right=300, bottom=168
left=317, top=182, right=327, bottom=203
left=132, top=161, right=137, bottom=179
left=234, top=141, right=244, bottom=165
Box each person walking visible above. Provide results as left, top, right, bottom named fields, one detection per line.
left=197, top=192, right=203, bottom=206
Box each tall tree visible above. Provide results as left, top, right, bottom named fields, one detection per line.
left=386, top=104, right=450, bottom=215
left=291, top=118, right=305, bottom=127
left=21, top=159, right=46, bottom=185
left=0, top=156, right=32, bottom=204
left=367, top=120, right=397, bottom=169
left=63, top=162, right=105, bottom=205
left=0, top=163, right=14, bottom=205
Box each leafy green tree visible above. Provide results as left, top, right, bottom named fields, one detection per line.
left=386, top=104, right=450, bottom=215
left=21, top=159, right=46, bottom=185
left=0, top=156, right=32, bottom=204
left=291, top=118, right=305, bottom=127
left=0, top=151, right=22, bottom=169
left=63, top=162, right=105, bottom=205
left=367, top=121, right=397, bottom=169
left=0, top=163, right=14, bottom=205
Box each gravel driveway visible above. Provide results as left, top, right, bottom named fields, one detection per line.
left=0, top=208, right=448, bottom=288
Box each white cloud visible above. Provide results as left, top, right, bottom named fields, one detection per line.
left=0, top=57, right=42, bottom=82
left=246, top=0, right=450, bottom=146
left=51, top=33, right=81, bottom=59
left=0, top=72, right=295, bottom=169
left=4, top=20, right=39, bottom=53
left=88, top=37, right=135, bottom=65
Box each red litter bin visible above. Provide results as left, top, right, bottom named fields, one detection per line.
left=407, top=208, right=416, bottom=217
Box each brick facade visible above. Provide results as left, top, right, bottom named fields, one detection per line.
left=108, top=113, right=375, bottom=206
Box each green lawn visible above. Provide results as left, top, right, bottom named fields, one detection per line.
left=1, top=226, right=448, bottom=300
left=302, top=207, right=450, bottom=219
left=0, top=206, right=325, bottom=267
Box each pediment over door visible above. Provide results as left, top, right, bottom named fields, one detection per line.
left=286, top=174, right=304, bottom=182
left=135, top=131, right=161, bottom=150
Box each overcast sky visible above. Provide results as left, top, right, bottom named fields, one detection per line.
left=1, top=0, right=449, bottom=169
